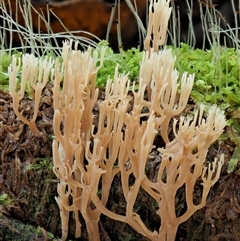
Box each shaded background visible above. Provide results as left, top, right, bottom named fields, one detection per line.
left=1, top=0, right=240, bottom=51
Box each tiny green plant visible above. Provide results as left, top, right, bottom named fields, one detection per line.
left=175, top=43, right=240, bottom=111
left=25, top=157, right=54, bottom=173
left=0, top=193, right=13, bottom=206
left=96, top=40, right=143, bottom=87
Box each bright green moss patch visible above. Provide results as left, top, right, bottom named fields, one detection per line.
left=96, top=40, right=142, bottom=87
left=175, top=43, right=240, bottom=111
left=173, top=43, right=240, bottom=172
left=0, top=193, right=13, bottom=206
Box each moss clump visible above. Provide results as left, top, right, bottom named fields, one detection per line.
left=175, top=43, right=240, bottom=111
left=0, top=193, right=13, bottom=207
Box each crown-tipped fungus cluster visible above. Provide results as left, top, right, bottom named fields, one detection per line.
left=7, top=0, right=226, bottom=241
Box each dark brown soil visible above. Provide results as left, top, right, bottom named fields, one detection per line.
left=0, top=85, right=62, bottom=239
left=0, top=83, right=240, bottom=241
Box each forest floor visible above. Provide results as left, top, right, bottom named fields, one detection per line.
left=0, top=84, right=240, bottom=241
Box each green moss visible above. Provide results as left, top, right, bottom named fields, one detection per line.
left=0, top=215, right=58, bottom=241
left=0, top=193, right=13, bottom=206
left=175, top=43, right=240, bottom=111
left=0, top=51, right=22, bottom=91
left=25, top=157, right=53, bottom=174
left=35, top=226, right=56, bottom=240
left=96, top=40, right=142, bottom=87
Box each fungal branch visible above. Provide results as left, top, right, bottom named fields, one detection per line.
left=50, top=1, right=225, bottom=241
left=8, top=54, right=54, bottom=136
left=144, top=0, right=172, bottom=52
left=7, top=0, right=226, bottom=240
left=52, top=40, right=106, bottom=241
left=139, top=49, right=194, bottom=143
left=51, top=39, right=225, bottom=241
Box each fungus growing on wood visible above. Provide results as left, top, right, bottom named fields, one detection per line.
left=6, top=1, right=226, bottom=240
left=8, top=54, right=54, bottom=136
left=51, top=39, right=225, bottom=241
